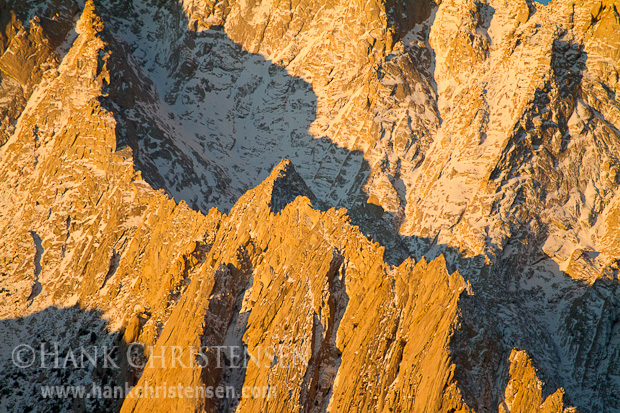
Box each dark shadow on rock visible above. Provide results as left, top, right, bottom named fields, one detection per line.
left=195, top=249, right=254, bottom=413
left=97, top=1, right=362, bottom=213
left=93, top=0, right=415, bottom=266
left=61, top=2, right=620, bottom=412
left=449, top=251, right=620, bottom=412
left=266, top=160, right=320, bottom=215
left=442, top=37, right=609, bottom=413
left=0, top=305, right=139, bottom=412
left=207, top=245, right=349, bottom=413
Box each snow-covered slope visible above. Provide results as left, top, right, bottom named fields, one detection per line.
left=1, top=0, right=620, bottom=411
left=94, top=0, right=369, bottom=213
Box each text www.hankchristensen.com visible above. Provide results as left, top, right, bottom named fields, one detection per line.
left=40, top=383, right=276, bottom=400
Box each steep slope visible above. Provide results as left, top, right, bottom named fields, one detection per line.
left=0, top=5, right=483, bottom=411
left=120, top=160, right=475, bottom=412
left=402, top=0, right=620, bottom=271
left=94, top=0, right=440, bottom=233
left=95, top=0, right=620, bottom=277
left=1, top=0, right=620, bottom=412
left=0, top=0, right=78, bottom=146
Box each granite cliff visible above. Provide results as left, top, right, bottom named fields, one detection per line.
left=1, top=0, right=620, bottom=411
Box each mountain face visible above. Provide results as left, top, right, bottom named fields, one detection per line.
left=1, top=0, right=620, bottom=411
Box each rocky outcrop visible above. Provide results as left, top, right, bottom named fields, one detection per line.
left=0, top=0, right=78, bottom=146
left=499, top=349, right=568, bottom=413
left=120, top=158, right=475, bottom=412
left=2, top=0, right=620, bottom=412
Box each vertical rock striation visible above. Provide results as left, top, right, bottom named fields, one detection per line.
left=1, top=0, right=620, bottom=412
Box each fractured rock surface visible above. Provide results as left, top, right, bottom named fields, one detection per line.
left=1, top=0, right=620, bottom=411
